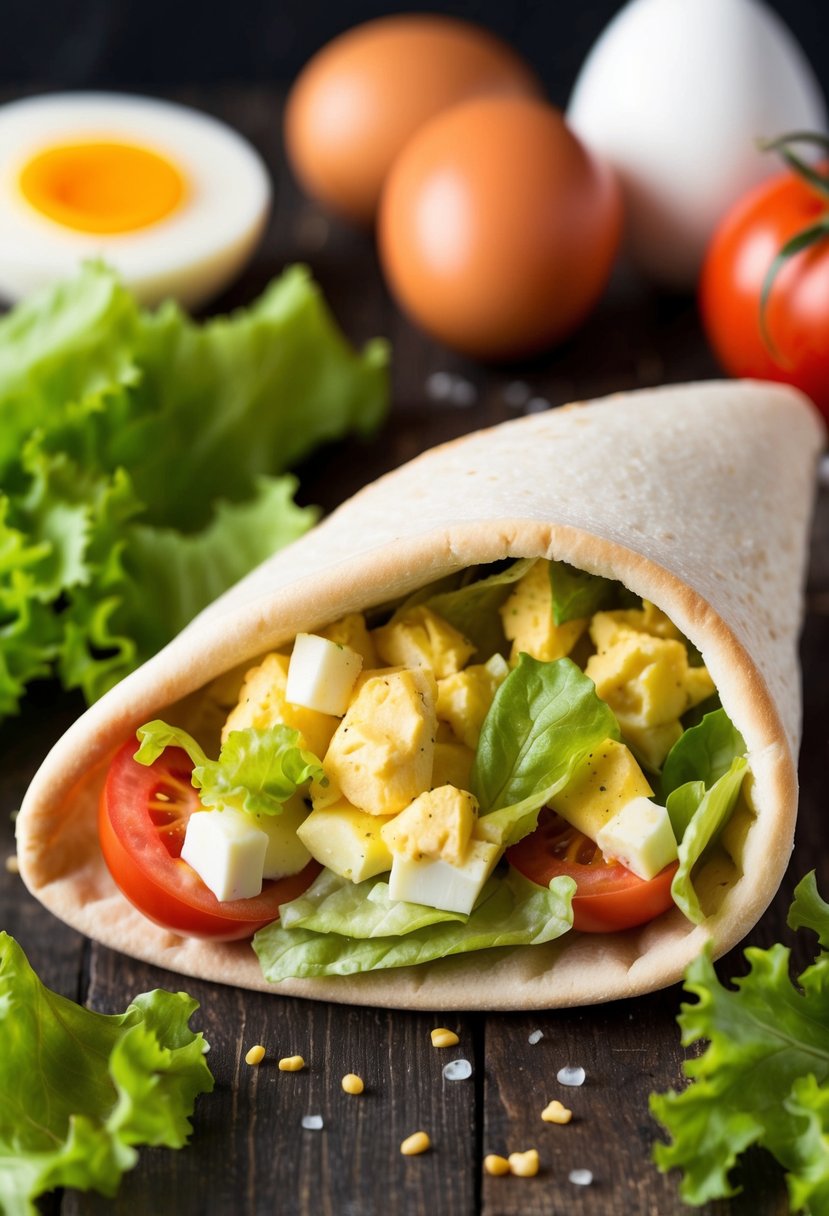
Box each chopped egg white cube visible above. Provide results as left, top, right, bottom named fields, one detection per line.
left=388, top=838, right=500, bottom=915
left=595, top=795, right=678, bottom=881
left=180, top=808, right=267, bottom=901
left=286, top=633, right=363, bottom=717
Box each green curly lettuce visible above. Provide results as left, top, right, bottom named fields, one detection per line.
left=0, top=933, right=213, bottom=1216
left=651, top=872, right=829, bottom=1211
left=254, top=869, right=575, bottom=981
left=0, top=262, right=389, bottom=714
left=135, top=719, right=325, bottom=816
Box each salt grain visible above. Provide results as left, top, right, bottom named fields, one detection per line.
left=449, top=378, right=477, bottom=407
left=569, top=1168, right=593, bottom=1186
left=557, top=1065, right=586, bottom=1087
left=503, top=380, right=531, bottom=408
left=301, top=1114, right=324, bottom=1131
left=527, top=1030, right=544, bottom=1045
left=442, top=1058, right=472, bottom=1082
left=426, top=371, right=454, bottom=400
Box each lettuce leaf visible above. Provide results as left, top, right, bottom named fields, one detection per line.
left=668, top=758, right=748, bottom=924
left=254, top=869, right=575, bottom=981
left=116, top=265, right=388, bottom=531
left=651, top=872, right=829, bottom=1211
left=425, top=559, right=535, bottom=659
left=278, top=868, right=468, bottom=938
left=0, top=262, right=389, bottom=717
left=0, top=933, right=213, bottom=1216
left=549, top=559, right=622, bottom=624
left=661, top=708, right=746, bottom=798
left=661, top=709, right=748, bottom=923
left=113, top=476, right=317, bottom=668
left=135, top=720, right=324, bottom=816
left=470, top=655, right=620, bottom=846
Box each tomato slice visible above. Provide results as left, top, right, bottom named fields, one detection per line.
left=506, top=808, right=677, bottom=933
left=99, top=739, right=320, bottom=941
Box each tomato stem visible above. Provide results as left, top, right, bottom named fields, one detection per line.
left=757, top=132, right=829, bottom=360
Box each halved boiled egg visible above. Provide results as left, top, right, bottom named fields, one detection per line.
left=0, top=93, right=272, bottom=308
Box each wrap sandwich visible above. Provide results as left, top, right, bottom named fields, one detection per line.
left=15, top=380, right=824, bottom=1009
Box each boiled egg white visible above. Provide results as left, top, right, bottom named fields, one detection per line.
left=567, top=0, right=827, bottom=287
left=0, top=92, right=272, bottom=307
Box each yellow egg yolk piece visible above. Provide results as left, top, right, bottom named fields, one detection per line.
left=19, top=140, right=185, bottom=234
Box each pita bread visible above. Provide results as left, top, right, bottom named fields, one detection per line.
left=15, top=380, right=824, bottom=1009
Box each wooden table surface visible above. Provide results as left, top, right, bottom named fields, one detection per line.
left=2, top=87, right=827, bottom=1216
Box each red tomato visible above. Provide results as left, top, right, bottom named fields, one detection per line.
left=700, top=166, right=829, bottom=419
left=506, top=808, right=677, bottom=934
left=99, top=739, right=319, bottom=941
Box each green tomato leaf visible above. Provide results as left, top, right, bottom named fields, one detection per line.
left=0, top=933, right=213, bottom=1216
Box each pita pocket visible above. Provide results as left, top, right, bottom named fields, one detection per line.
left=16, top=380, right=824, bottom=1009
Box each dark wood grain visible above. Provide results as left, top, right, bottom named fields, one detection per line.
left=60, top=947, right=479, bottom=1216
left=0, top=85, right=826, bottom=1216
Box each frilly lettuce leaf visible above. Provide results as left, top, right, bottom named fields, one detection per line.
left=0, top=932, right=213, bottom=1216
left=278, top=867, right=468, bottom=938
left=651, top=872, right=829, bottom=1210
left=124, top=266, right=388, bottom=531
left=254, top=869, right=575, bottom=981
left=0, top=262, right=389, bottom=717
left=135, top=720, right=324, bottom=816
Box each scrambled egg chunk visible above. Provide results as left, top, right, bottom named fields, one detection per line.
left=374, top=605, right=475, bottom=679
left=436, top=654, right=508, bottom=749
left=381, top=785, right=479, bottom=866
left=500, top=561, right=586, bottom=664
left=432, top=738, right=474, bottom=791
left=296, top=800, right=394, bottom=882
left=549, top=738, right=653, bottom=838
left=323, top=668, right=437, bottom=815
left=590, top=601, right=682, bottom=650
left=586, top=631, right=714, bottom=768
left=222, top=652, right=339, bottom=758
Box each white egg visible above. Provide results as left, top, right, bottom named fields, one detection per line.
left=0, top=92, right=272, bottom=308
left=567, top=0, right=827, bottom=287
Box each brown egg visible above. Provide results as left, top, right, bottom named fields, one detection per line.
left=378, top=97, right=622, bottom=360
left=284, top=15, right=540, bottom=225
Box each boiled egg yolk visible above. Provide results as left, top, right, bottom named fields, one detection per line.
left=19, top=140, right=186, bottom=234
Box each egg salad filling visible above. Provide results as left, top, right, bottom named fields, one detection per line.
left=130, top=558, right=750, bottom=981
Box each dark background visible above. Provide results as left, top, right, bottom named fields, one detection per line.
left=2, top=0, right=827, bottom=101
